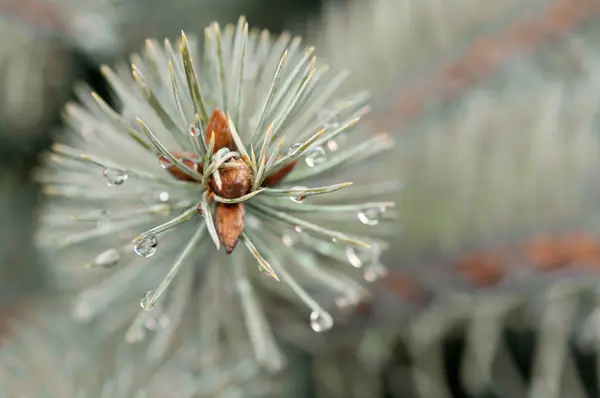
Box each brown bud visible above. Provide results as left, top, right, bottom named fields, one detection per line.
left=215, top=203, right=245, bottom=254
left=261, top=160, right=298, bottom=187
left=206, top=109, right=235, bottom=153
left=210, top=158, right=252, bottom=199
left=164, top=151, right=203, bottom=182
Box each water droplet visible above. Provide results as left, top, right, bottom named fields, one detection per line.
left=345, top=246, right=363, bottom=268
left=93, top=248, right=120, bottom=268
left=305, top=146, right=327, bottom=168
left=158, top=155, right=173, bottom=169
left=189, top=125, right=201, bottom=137
left=310, top=311, right=333, bottom=332
left=326, top=132, right=347, bottom=153
left=295, top=225, right=303, bottom=234
left=142, top=191, right=173, bottom=205
left=133, top=233, right=158, bottom=257
left=144, top=313, right=170, bottom=331
left=288, top=143, right=302, bottom=156
left=103, top=168, right=128, bottom=186
left=290, top=186, right=308, bottom=203
left=326, top=139, right=339, bottom=152
left=140, top=290, right=155, bottom=310
left=358, top=206, right=386, bottom=226
left=158, top=191, right=170, bottom=202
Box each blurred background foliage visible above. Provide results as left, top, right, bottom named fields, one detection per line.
left=3, top=0, right=600, bottom=397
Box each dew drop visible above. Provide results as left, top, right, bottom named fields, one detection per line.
left=93, top=248, right=120, bottom=268
left=158, top=155, right=173, bottom=169
left=326, top=139, right=339, bottom=152
left=358, top=206, right=386, bottom=226
left=133, top=233, right=158, bottom=257
left=327, top=132, right=347, bottom=153
left=294, top=225, right=303, bottom=234
left=158, top=191, right=170, bottom=202
left=103, top=168, right=128, bottom=186
left=310, top=311, right=333, bottom=332
left=287, top=143, right=302, bottom=156
left=189, top=125, right=201, bottom=137
left=305, top=146, right=327, bottom=168
left=345, top=246, right=363, bottom=268
left=290, top=186, right=309, bottom=204
left=140, top=290, right=155, bottom=310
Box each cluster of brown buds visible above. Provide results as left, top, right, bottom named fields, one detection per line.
left=164, top=109, right=297, bottom=254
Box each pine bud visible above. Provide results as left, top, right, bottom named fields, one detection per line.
left=215, top=203, right=246, bottom=254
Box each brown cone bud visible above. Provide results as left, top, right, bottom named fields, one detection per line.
left=206, top=109, right=235, bottom=153
left=164, top=151, right=203, bottom=182
left=262, top=160, right=298, bottom=187
left=210, top=158, right=252, bottom=199
left=215, top=203, right=245, bottom=254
